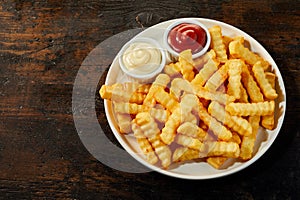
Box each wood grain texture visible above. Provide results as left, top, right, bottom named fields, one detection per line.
left=0, top=0, right=299, bottom=199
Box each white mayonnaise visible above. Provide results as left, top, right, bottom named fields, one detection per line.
left=122, top=42, right=162, bottom=75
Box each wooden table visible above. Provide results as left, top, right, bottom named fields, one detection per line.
left=0, top=0, right=299, bottom=199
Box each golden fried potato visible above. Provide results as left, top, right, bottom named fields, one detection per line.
left=178, top=49, right=195, bottom=81
left=207, top=157, right=228, bottom=169
left=175, top=134, right=203, bottom=150
left=241, top=63, right=264, bottom=103
left=198, top=101, right=233, bottom=141
left=173, top=147, right=200, bottom=162
left=194, top=87, right=235, bottom=105
left=154, top=87, right=179, bottom=112
left=229, top=40, right=269, bottom=70
left=261, top=72, right=276, bottom=130
left=134, top=112, right=160, bottom=138
left=115, top=113, right=132, bottom=134
left=204, top=62, right=228, bottom=92
left=226, top=101, right=275, bottom=116
left=208, top=101, right=252, bottom=136
left=191, top=58, right=219, bottom=87
left=148, top=135, right=172, bottom=168
left=209, top=25, right=228, bottom=63
left=177, top=122, right=207, bottom=140
left=136, top=138, right=159, bottom=165
left=143, top=74, right=170, bottom=106
left=240, top=116, right=260, bottom=160
left=227, top=59, right=243, bottom=100
left=252, top=61, right=278, bottom=100
left=204, top=141, right=240, bottom=158
left=160, top=107, right=181, bottom=145
left=100, top=82, right=147, bottom=103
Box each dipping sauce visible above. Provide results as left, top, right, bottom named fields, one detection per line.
left=122, top=42, right=162, bottom=75
left=167, top=23, right=207, bottom=54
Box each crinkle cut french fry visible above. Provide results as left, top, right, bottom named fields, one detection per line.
left=163, top=62, right=181, bottom=78
left=226, top=101, right=275, bottom=116
left=209, top=25, right=228, bottom=63
left=229, top=40, right=270, bottom=70
left=205, top=141, right=240, bottom=158
left=131, top=122, right=159, bottom=164
left=208, top=101, right=252, bottom=136
left=99, top=84, right=115, bottom=100
left=204, top=62, right=228, bottom=92
left=179, top=49, right=195, bottom=65
left=113, top=102, right=148, bottom=114
left=148, top=135, right=172, bottom=168
left=227, top=59, right=243, bottom=100
left=177, top=122, right=207, bottom=140
left=252, top=61, right=278, bottom=100
left=180, top=94, right=199, bottom=124
left=207, top=157, right=228, bottom=169
left=170, top=78, right=194, bottom=101
left=154, top=87, right=179, bottom=112
left=176, top=134, right=203, bottom=150
left=132, top=114, right=171, bottom=168
left=100, top=82, right=137, bottom=101
left=223, top=36, right=245, bottom=59
left=173, top=147, right=200, bottom=162
left=115, top=113, right=132, bottom=134
left=178, top=49, right=195, bottom=81
left=113, top=82, right=143, bottom=102
left=191, top=58, right=219, bottom=87
left=143, top=74, right=170, bottom=106
left=194, top=87, right=235, bottom=105
left=240, top=116, right=260, bottom=160
left=261, top=72, right=276, bottom=130
left=241, top=63, right=264, bottom=103
left=198, top=101, right=232, bottom=141
left=101, top=82, right=151, bottom=104
left=136, top=138, right=159, bottom=165
left=134, top=112, right=160, bottom=138
left=160, top=107, right=181, bottom=145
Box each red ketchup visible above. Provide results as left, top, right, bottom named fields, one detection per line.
left=168, top=23, right=207, bottom=54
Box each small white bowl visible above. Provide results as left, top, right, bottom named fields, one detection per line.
left=163, top=18, right=211, bottom=59
left=118, top=37, right=166, bottom=82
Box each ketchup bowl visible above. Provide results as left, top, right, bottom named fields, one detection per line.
left=163, top=18, right=211, bottom=59
left=118, top=37, right=166, bottom=82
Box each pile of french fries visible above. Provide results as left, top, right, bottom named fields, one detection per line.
left=100, top=25, right=278, bottom=169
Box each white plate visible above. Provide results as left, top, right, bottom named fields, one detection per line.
left=103, top=18, right=286, bottom=179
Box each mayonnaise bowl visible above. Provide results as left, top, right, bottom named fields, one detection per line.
left=163, top=18, right=211, bottom=59
left=118, top=37, right=166, bottom=82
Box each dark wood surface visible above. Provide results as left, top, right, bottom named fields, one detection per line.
left=0, top=0, right=299, bottom=199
